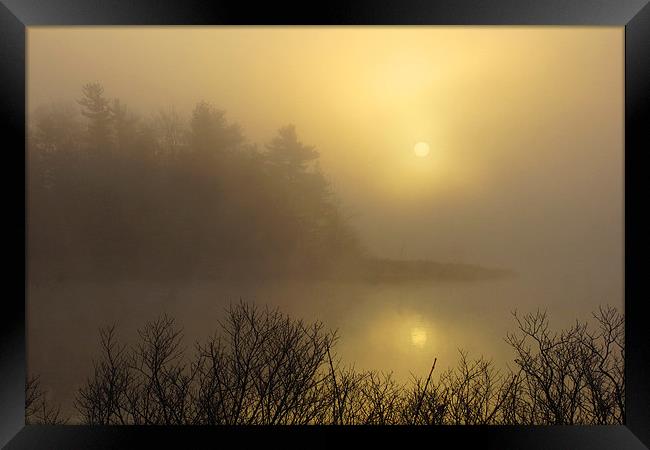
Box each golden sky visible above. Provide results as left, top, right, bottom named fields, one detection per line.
left=27, top=27, right=624, bottom=276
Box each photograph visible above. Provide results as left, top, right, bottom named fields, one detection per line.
left=25, top=26, right=625, bottom=426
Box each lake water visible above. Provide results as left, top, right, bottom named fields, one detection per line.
left=27, top=270, right=622, bottom=419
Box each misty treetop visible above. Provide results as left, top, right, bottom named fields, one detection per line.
left=28, top=83, right=511, bottom=283
left=28, top=83, right=363, bottom=282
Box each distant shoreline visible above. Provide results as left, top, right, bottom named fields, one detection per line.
left=28, top=256, right=514, bottom=285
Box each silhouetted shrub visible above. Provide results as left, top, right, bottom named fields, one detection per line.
left=35, top=302, right=621, bottom=425
left=25, top=375, right=67, bottom=424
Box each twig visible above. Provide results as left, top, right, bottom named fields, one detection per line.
left=414, top=357, right=437, bottom=423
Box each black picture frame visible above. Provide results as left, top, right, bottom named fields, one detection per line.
left=2, top=0, right=649, bottom=448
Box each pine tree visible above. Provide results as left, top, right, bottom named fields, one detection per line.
left=77, top=82, right=112, bottom=152
left=265, top=124, right=319, bottom=180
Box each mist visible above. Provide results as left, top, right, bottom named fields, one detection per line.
left=28, top=27, right=623, bottom=279
left=26, top=27, right=624, bottom=419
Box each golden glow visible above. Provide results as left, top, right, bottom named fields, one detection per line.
left=363, top=307, right=435, bottom=357
left=410, top=327, right=427, bottom=347
left=414, top=142, right=430, bottom=157
left=27, top=27, right=623, bottom=209
left=27, top=27, right=624, bottom=266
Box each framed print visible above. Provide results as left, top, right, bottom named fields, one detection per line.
left=2, top=0, right=649, bottom=448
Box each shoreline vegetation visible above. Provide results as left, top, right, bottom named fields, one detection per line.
left=28, top=83, right=510, bottom=285
left=26, top=301, right=624, bottom=426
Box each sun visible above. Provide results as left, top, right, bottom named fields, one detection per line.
left=414, top=141, right=430, bottom=157
left=410, top=327, right=427, bottom=348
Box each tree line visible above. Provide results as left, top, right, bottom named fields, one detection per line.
left=28, top=83, right=363, bottom=282
left=27, top=302, right=624, bottom=425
